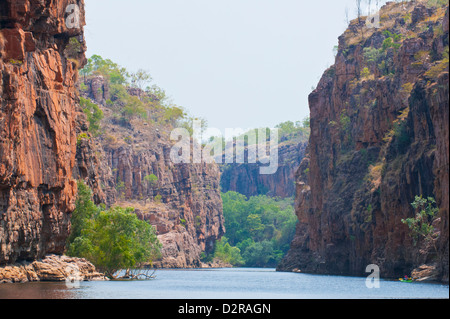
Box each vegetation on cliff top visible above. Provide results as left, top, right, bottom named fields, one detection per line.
left=331, top=0, right=448, bottom=172
left=78, top=54, right=205, bottom=137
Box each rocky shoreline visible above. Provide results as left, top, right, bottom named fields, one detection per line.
left=1, top=255, right=441, bottom=284
left=0, top=255, right=234, bottom=284
left=0, top=255, right=106, bottom=284
left=285, top=263, right=445, bottom=284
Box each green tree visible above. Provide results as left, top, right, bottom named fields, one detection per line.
left=80, top=97, right=104, bottom=136
left=275, top=120, right=310, bottom=140
left=83, top=207, right=161, bottom=278
left=144, top=174, right=158, bottom=187
left=382, top=31, right=402, bottom=52
left=363, top=47, right=384, bottom=67
left=67, top=182, right=161, bottom=279
left=302, top=117, right=310, bottom=129
left=179, top=115, right=207, bottom=135
left=214, top=192, right=297, bottom=267
left=340, top=112, right=352, bottom=148
left=246, top=214, right=265, bottom=241
left=81, top=54, right=129, bottom=84
left=67, top=181, right=100, bottom=247
left=360, top=67, right=371, bottom=79
left=109, top=83, right=130, bottom=102
left=393, top=120, right=410, bottom=153
left=122, top=95, right=147, bottom=119
left=146, top=84, right=168, bottom=103
left=130, top=69, right=152, bottom=91
left=402, top=196, right=440, bottom=247
left=242, top=241, right=279, bottom=267
left=213, top=237, right=245, bottom=266
left=79, top=55, right=202, bottom=131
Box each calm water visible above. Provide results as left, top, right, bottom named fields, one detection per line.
left=0, top=268, right=448, bottom=299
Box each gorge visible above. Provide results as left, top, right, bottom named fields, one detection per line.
left=0, top=0, right=225, bottom=278
left=1, top=0, right=449, bottom=287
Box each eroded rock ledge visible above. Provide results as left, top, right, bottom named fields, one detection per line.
left=0, top=254, right=106, bottom=284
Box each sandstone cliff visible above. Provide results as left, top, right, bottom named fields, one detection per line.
left=0, top=0, right=88, bottom=265
left=278, top=1, right=449, bottom=282
left=220, top=132, right=308, bottom=198
left=80, top=80, right=225, bottom=268
left=0, top=1, right=224, bottom=271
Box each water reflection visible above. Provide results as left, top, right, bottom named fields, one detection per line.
left=0, top=269, right=448, bottom=299
left=0, top=282, right=79, bottom=299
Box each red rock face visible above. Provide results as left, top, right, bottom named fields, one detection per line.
left=77, top=77, right=225, bottom=268
left=94, top=126, right=225, bottom=268
left=0, top=0, right=223, bottom=270
left=279, top=2, right=449, bottom=282
left=0, top=0, right=86, bottom=265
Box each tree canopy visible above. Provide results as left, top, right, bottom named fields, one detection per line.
left=67, top=181, right=162, bottom=279
left=79, top=54, right=194, bottom=130
left=208, top=192, right=297, bottom=268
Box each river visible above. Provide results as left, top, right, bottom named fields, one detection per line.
left=0, top=268, right=448, bottom=299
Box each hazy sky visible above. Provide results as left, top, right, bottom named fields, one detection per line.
left=84, top=0, right=387, bottom=136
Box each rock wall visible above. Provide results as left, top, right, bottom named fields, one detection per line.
left=279, top=2, right=449, bottom=282
left=220, top=138, right=308, bottom=198
left=0, top=0, right=223, bottom=270
left=82, top=84, right=225, bottom=268
left=102, top=145, right=225, bottom=268
left=0, top=0, right=87, bottom=265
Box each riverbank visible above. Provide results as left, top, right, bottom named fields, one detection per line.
left=152, top=257, right=232, bottom=270
left=0, top=255, right=106, bottom=284
left=0, top=255, right=233, bottom=284
left=280, top=263, right=447, bottom=284
left=2, top=255, right=444, bottom=285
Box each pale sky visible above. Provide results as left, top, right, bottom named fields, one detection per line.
left=84, top=0, right=388, bottom=136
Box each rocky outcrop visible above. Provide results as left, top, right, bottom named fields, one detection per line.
left=279, top=2, right=449, bottom=282
left=0, top=254, right=105, bottom=283
left=72, top=111, right=106, bottom=206
left=220, top=137, right=308, bottom=198
left=81, top=84, right=225, bottom=268
left=411, top=263, right=440, bottom=282
left=84, top=75, right=110, bottom=105
left=0, top=0, right=88, bottom=265
left=99, top=135, right=225, bottom=269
